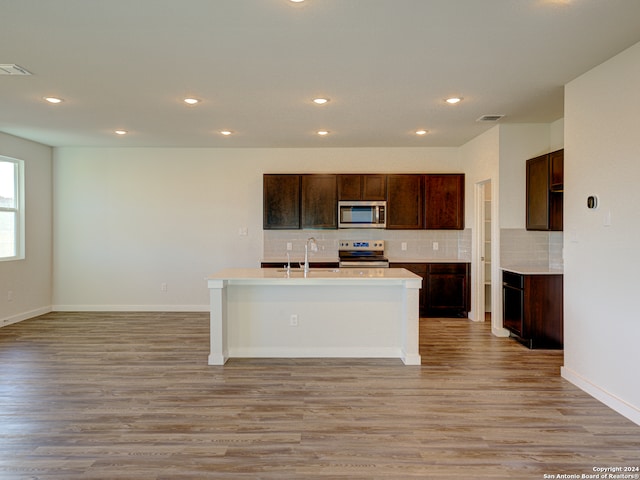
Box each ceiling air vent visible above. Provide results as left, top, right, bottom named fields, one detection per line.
left=477, top=114, right=504, bottom=122
left=0, top=64, right=32, bottom=75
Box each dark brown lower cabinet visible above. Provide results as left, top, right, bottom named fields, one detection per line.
left=425, top=263, right=470, bottom=318
left=502, top=270, right=563, bottom=349
left=391, top=262, right=470, bottom=318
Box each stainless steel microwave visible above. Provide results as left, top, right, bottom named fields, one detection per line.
left=338, top=201, right=387, bottom=229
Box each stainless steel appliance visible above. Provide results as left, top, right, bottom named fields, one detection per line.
left=338, top=201, right=386, bottom=229
left=338, top=240, right=389, bottom=267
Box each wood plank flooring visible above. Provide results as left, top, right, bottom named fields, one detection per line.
left=0, top=312, right=638, bottom=479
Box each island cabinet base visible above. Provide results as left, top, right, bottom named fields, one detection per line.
left=207, top=269, right=422, bottom=366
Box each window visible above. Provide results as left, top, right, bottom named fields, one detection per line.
left=0, top=156, right=24, bottom=261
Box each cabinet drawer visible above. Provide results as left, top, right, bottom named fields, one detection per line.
left=502, top=271, right=524, bottom=289
left=390, top=263, right=427, bottom=274
left=427, top=263, right=467, bottom=274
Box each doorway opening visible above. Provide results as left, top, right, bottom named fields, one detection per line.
left=478, top=180, right=492, bottom=321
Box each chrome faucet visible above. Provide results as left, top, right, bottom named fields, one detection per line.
left=303, top=237, right=318, bottom=273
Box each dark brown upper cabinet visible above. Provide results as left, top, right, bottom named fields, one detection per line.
left=263, top=174, right=301, bottom=230
left=424, top=174, right=465, bottom=230
left=549, top=149, right=564, bottom=192
left=301, top=174, right=337, bottom=229
left=526, top=150, right=563, bottom=231
left=337, top=174, right=387, bottom=201
left=386, top=174, right=424, bottom=229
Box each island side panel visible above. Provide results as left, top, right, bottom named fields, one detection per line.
left=225, top=284, right=406, bottom=360
left=208, top=279, right=229, bottom=365
left=401, top=283, right=422, bottom=365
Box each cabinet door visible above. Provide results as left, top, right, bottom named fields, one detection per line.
left=425, top=263, right=470, bottom=317
left=526, top=154, right=563, bottom=231
left=386, top=174, right=423, bottom=229
left=337, top=174, right=386, bottom=200
left=549, top=150, right=563, bottom=192
left=424, top=174, right=464, bottom=229
left=337, top=175, right=362, bottom=200
left=263, top=174, right=300, bottom=230
left=301, top=174, right=337, bottom=229
left=526, top=155, right=551, bottom=231
left=362, top=174, right=387, bottom=200
left=526, top=274, right=564, bottom=348
left=390, top=263, right=426, bottom=316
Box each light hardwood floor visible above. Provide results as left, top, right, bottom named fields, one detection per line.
left=0, top=312, right=638, bottom=479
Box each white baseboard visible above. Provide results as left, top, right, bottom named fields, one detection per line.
left=51, top=304, right=209, bottom=312
left=1, top=306, right=52, bottom=327
left=561, top=366, right=640, bottom=426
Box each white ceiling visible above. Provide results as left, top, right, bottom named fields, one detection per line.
left=1, top=0, right=640, bottom=148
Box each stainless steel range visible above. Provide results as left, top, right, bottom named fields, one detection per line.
left=338, top=240, right=389, bottom=268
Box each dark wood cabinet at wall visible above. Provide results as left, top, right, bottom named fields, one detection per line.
left=301, top=174, right=337, bottom=229
left=264, top=172, right=464, bottom=230
left=425, top=263, right=470, bottom=317
left=386, top=175, right=424, bottom=229
left=424, top=174, right=465, bottom=230
left=263, top=174, right=300, bottom=230
left=526, top=150, right=563, bottom=231
left=390, top=262, right=470, bottom=318
left=502, top=270, right=563, bottom=349
left=549, top=150, right=564, bottom=192
left=337, top=174, right=387, bottom=200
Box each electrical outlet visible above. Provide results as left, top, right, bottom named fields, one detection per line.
left=161, top=282, right=168, bottom=292
left=286, top=242, right=293, bottom=251
left=7, top=290, right=14, bottom=302
left=401, top=242, right=407, bottom=251
left=432, top=242, right=439, bottom=251
left=289, top=314, right=298, bottom=326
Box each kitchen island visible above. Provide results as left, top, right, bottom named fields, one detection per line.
left=206, top=268, right=422, bottom=365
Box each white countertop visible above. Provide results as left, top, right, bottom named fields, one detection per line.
left=261, top=257, right=469, bottom=264
left=262, top=256, right=338, bottom=264
left=387, top=257, right=469, bottom=264
left=208, top=267, right=422, bottom=286
left=501, top=265, right=564, bottom=275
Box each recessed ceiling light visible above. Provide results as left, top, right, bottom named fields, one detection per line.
left=290, top=0, right=305, bottom=3
left=184, top=98, right=200, bottom=105
left=415, top=130, right=429, bottom=136
left=44, top=96, right=63, bottom=104
left=220, top=130, right=233, bottom=136
left=445, top=97, right=462, bottom=104
left=114, top=130, right=128, bottom=135
left=313, top=98, right=329, bottom=105
left=317, top=130, right=329, bottom=136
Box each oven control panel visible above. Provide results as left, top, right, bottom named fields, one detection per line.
left=339, top=240, right=384, bottom=251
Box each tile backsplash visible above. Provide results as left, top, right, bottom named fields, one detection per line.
left=264, top=229, right=472, bottom=262
left=500, top=229, right=564, bottom=269
left=265, top=228, right=562, bottom=269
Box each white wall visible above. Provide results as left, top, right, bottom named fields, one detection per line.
left=498, top=124, right=556, bottom=229
left=562, top=41, right=640, bottom=424
left=0, top=132, right=53, bottom=325
left=459, top=127, right=500, bottom=324
left=52, top=147, right=459, bottom=310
